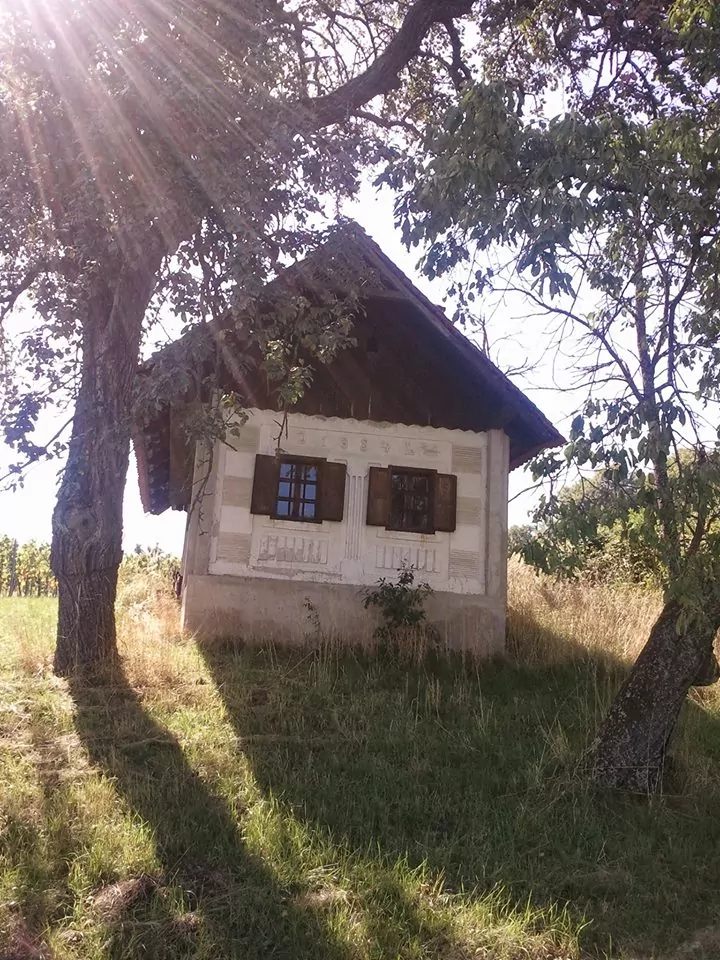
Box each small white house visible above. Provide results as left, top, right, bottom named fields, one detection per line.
left=134, top=226, right=562, bottom=654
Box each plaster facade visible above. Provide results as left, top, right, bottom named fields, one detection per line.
left=181, top=409, right=510, bottom=654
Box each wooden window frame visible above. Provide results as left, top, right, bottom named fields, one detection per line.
left=386, top=465, right=437, bottom=535
left=271, top=455, right=326, bottom=524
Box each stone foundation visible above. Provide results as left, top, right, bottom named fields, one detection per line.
left=181, top=574, right=505, bottom=656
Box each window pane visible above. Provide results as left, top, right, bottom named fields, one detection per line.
left=275, top=459, right=322, bottom=520
left=389, top=469, right=432, bottom=532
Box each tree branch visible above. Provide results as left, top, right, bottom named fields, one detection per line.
left=296, top=0, right=474, bottom=128
left=0, top=416, right=73, bottom=486
left=0, top=263, right=46, bottom=323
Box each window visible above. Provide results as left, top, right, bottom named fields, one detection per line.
left=275, top=460, right=319, bottom=521
left=388, top=467, right=435, bottom=533
left=366, top=466, right=457, bottom=533
left=250, top=454, right=347, bottom=523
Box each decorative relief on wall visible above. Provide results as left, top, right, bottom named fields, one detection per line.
left=448, top=550, right=481, bottom=579
left=216, top=533, right=252, bottom=565
left=222, top=476, right=253, bottom=509
left=456, top=496, right=483, bottom=525
left=375, top=545, right=439, bottom=573
left=258, top=535, right=329, bottom=565
left=452, top=444, right=483, bottom=474
left=344, top=474, right=365, bottom=560
left=269, top=426, right=450, bottom=463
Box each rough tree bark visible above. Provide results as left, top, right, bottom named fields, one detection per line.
left=52, top=243, right=164, bottom=676
left=588, top=263, right=720, bottom=793
left=590, top=599, right=720, bottom=792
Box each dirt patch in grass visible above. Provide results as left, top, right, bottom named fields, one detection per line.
left=89, top=874, right=159, bottom=922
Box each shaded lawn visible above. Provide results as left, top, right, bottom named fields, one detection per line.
left=2, top=596, right=720, bottom=959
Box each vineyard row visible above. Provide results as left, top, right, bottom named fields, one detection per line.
left=0, top=537, right=180, bottom=597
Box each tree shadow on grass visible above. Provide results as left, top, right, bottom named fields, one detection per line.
left=200, top=623, right=720, bottom=959
left=68, top=668, right=348, bottom=960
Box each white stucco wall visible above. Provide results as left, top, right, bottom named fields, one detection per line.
left=181, top=410, right=510, bottom=651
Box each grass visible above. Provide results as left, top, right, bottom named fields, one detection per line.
left=1, top=562, right=720, bottom=959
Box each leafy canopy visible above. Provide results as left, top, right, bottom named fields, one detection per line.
left=0, top=0, right=471, bottom=472
left=389, top=0, right=720, bottom=619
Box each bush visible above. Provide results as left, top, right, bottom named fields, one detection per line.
left=362, top=564, right=438, bottom=660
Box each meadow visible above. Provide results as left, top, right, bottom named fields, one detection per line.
left=1, top=562, right=719, bottom=959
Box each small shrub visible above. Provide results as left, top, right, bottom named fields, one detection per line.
left=362, top=564, right=437, bottom=660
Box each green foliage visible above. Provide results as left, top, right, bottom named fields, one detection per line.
left=0, top=538, right=179, bottom=597
left=0, top=536, right=54, bottom=596
left=120, top=545, right=180, bottom=585
left=390, top=6, right=720, bottom=627
left=514, top=452, right=720, bottom=590
left=0, top=0, right=469, bottom=476
left=5, top=593, right=720, bottom=956
left=362, top=563, right=433, bottom=639
left=507, top=524, right=534, bottom=560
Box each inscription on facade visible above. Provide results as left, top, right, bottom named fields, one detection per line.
left=267, top=426, right=451, bottom=463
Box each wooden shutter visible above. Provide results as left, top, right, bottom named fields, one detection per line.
left=366, top=466, right=390, bottom=526
left=319, top=461, right=346, bottom=521
left=434, top=473, right=457, bottom=532
left=250, top=454, right=278, bottom=515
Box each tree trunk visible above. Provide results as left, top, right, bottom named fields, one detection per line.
left=590, top=598, right=720, bottom=793
left=52, top=247, right=162, bottom=676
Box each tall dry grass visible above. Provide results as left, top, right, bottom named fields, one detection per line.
left=0, top=569, right=192, bottom=685
left=508, top=556, right=661, bottom=668
left=114, top=568, right=198, bottom=687
left=2, top=560, right=696, bottom=682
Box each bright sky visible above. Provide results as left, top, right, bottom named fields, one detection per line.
left=0, top=188, right=575, bottom=556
